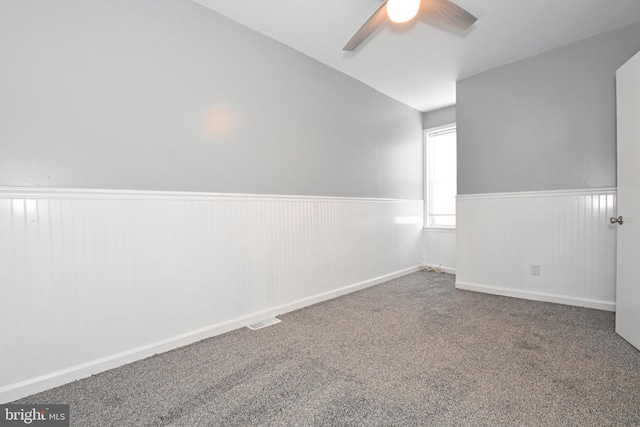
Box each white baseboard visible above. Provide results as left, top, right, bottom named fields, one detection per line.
left=0, top=266, right=419, bottom=404
left=455, top=281, right=616, bottom=312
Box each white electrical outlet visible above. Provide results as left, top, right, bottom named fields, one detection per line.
left=531, top=264, right=541, bottom=276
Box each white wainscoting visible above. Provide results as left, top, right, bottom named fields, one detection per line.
left=422, top=228, right=456, bottom=273
left=0, top=187, right=423, bottom=403
left=456, top=188, right=617, bottom=311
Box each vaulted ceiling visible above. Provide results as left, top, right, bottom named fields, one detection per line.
left=192, top=0, right=640, bottom=112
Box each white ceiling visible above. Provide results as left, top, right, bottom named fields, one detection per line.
left=191, top=0, right=640, bottom=112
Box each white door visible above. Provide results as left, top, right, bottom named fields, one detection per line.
left=615, top=50, right=640, bottom=351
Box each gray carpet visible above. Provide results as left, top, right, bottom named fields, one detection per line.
left=14, top=272, right=640, bottom=426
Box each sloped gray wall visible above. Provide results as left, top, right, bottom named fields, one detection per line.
left=0, top=0, right=422, bottom=199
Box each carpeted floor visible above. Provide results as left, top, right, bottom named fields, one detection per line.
left=14, top=271, right=640, bottom=426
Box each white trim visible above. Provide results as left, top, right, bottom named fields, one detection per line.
left=0, top=266, right=420, bottom=403
left=423, top=226, right=456, bottom=232
left=424, top=123, right=456, bottom=134
left=0, top=186, right=418, bottom=204
left=455, top=281, right=615, bottom=312
left=457, top=187, right=617, bottom=201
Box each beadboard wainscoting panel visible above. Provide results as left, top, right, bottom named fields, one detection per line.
left=0, top=188, right=423, bottom=402
left=422, top=228, right=456, bottom=273
left=456, top=189, right=617, bottom=311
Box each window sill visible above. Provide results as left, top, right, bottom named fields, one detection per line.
left=423, top=226, right=456, bottom=232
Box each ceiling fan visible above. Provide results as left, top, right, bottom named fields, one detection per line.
left=343, top=0, right=477, bottom=51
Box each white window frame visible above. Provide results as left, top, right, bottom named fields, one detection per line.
left=424, top=123, right=457, bottom=229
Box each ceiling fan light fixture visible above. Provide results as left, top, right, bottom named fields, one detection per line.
left=386, top=0, right=421, bottom=23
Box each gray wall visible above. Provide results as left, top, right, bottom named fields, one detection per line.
left=0, top=0, right=422, bottom=199
left=422, top=105, right=456, bottom=130
left=457, top=23, right=640, bottom=195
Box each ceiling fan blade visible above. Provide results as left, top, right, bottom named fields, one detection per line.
left=343, top=2, right=389, bottom=51
left=422, top=0, right=477, bottom=30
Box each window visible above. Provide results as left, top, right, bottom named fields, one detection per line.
left=425, top=124, right=457, bottom=228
